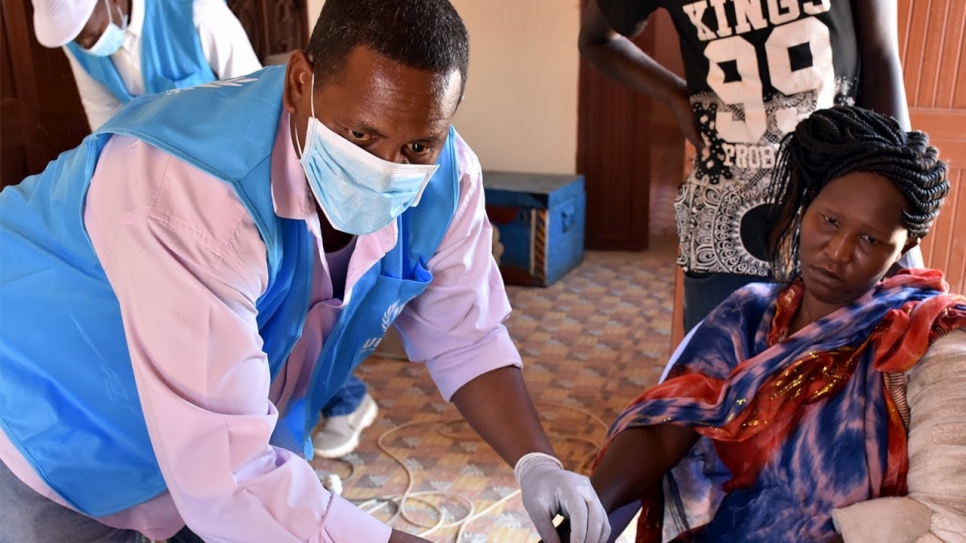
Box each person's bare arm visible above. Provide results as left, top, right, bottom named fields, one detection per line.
left=453, top=367, right=611, bottom=543
left=544, top=423, right=699, bottom=541
left=591, top=424, right=700, bottom=512
left=578, top=0, right=701, bottom=148
left=851, top=0, right=911, bottom=130
left=450, top=366, right=555, bottom=465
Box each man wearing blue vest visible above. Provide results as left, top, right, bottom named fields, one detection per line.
left=34, top=0, right=378, bottom=461
left=0, top=1, right=610, bottom=542
left=31, top=0, right=262, bottom=130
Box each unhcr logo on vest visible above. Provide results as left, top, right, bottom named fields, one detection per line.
left=165, top=75, right=258, bottom=96
left=361, top=300, right=405, bottom=356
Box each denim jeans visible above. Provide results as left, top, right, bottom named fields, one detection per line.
left=0, top=460, right=203, bottom=543
left=320, top=373, right=367, bottom=417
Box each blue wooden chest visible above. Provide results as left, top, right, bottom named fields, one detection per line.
left=483, top=171, right=586, bottom=287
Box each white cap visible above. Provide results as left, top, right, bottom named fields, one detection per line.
left=32, top=0, right=99, bottom=48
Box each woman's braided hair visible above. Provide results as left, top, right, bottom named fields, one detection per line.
left=765, top=105, right=949, bottom=282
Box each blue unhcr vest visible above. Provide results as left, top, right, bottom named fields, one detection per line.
left=65, top=0, right=215, bottom=103
left=0, top=66, right=459, bottom=516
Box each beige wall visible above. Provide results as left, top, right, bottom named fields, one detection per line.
left=307, top=0, right=324, bottom=29
left=306, top=0, right=580, bottom=175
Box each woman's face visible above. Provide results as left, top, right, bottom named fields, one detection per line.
left=798, top=171, right=915, bottom=315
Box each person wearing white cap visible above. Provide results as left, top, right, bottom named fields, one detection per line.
left=32, top=0, right=262, bottom=131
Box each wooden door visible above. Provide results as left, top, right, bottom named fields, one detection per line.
left=576, top=15, right=653, bottom=251
left=899, top=0, right=966, bottom=293
left=3, top=0, right=94, bottom=187
left=227, top=0, right=309, bottom=62
left=23, top=0, right=91, bottom=170
left=577, top=4, right=687, bottom=250
left=1, top=0, right=45, bottom=188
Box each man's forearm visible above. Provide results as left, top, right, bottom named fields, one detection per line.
left=450, top=366, right=554, bottom=466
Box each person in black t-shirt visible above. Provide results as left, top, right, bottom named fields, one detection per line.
left=579, top=0, right=917, bottom=332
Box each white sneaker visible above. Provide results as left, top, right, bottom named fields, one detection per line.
left=320, top=473, right=343, bottom=496
left=312, top=393, right=379, bottom=458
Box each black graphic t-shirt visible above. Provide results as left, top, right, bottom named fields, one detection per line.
left=600, top=0, right=859, bottom=276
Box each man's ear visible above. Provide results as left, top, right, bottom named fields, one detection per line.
left=282, top=50, right=314, bottom=114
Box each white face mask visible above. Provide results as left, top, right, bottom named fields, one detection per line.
left=294, top=73, right=440, bottom=235
left=83, top=0, right=128, bottom=57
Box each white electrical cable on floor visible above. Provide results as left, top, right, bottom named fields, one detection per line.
left=333, top=400, right=610, bottom=542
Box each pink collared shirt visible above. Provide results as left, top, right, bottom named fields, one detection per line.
left=0, top=113, right=521, bottom=542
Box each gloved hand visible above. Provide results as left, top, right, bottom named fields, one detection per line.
left=515, top=452, right=610, bottom=543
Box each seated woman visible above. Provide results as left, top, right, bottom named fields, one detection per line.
left=589, top=106, right=966, bottom=543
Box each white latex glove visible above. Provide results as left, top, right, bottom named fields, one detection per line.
left=514, top=452, right=610, bottom=543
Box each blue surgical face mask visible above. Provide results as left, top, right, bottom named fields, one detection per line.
left=83, top=0, right=127, bottom=57
left=294, top=74, right=440, bottom=236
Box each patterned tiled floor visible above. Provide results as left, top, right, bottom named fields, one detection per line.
left=311, top=238, right=679, bottom=542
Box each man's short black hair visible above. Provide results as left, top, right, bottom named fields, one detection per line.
left=306, top=0, right=469, bottom=93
